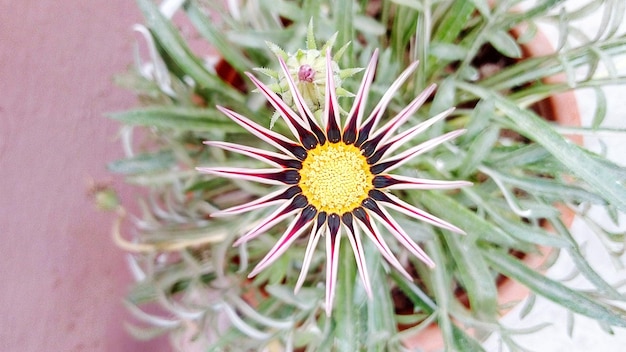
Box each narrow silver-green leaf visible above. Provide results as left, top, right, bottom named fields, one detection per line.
left=108, top=106, right=240, bottom=132
left=487, top=30, right=522, bottom=58
left=185, top=2, right=253, bottom=73
left=459, top=82, right=626, bottom=213
left=429, top=42, right=468, bottom=61
left=483, top=247, right=626, bottom=327
left=458, top=125, right=500, bottom=177
left=136, top=0, right=243, bottom=103
left=445, top=234, right=498, bottom=319
left=389, top=0, right=423, bottom=11
left=591, top=87, right=608, bottom=129
left=549, top=217, right=624, bottom=300
left=411, top=191, right=519, bottom=247
left=108, top=151, right=175, bottom=174
left=464, top=188, right=571, bottom=248
left=484, top=168, right=607, bottom=205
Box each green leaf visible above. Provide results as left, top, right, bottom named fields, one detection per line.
left=389, top=0, right=423, bottom=11
left=354, top=14, right=386, bottom=36
left=445, top=234, right=498, bottom=319
left=425, top=0, right=476, bottom=79
left=136, top=0, right=243, bottom=103
left=429, top=42, right=469, bottom=61
left=484, top=168, right=607, bottom=205
left=429, top=76, right=457, bottom=117
left=482, top=247, right=626, bottom=328
left=591, top=87, right=608, bottom=129
left=185, top=2, right=253, bottom=73
left=108, top=106, right=241, bottom=132
left=487, top=30, right=522, bottom=58
left=468, top=0, right=490, bottom=18
left=431, top=0, right=475, bottom=45
left=107, top=151, right=174, bottom=174
left=463, top=188, right=570, bottom=248
left=458, top=82, right=626, bottom=213
left=458, top=125, right=500, bottom=177
left=425, top=238, right=455, bottom=350
left=411, top=191, right=519, bottom=247
left=334, top=0, right=354, bottom=67
left=451, top=325, right=487, bottom=352
left=549, top=217, right=624, bottom=300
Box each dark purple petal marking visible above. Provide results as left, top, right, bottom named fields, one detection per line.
left=324, top=48, right=342, bottom=143
left=212, top=186, right=302, bottom=216
left=234, top=194, right=309, bottom=246
left=197, top=167, right=300, bottom=185
left=369, top=84, right=436, bottom=143
left=361, top=84, right=437, bottom=159
left=366, top=143, right=392, bottom=164
left=275, top=56, right=327, bottom=146
left=374, top=174, right=472, bottom=190
left=325, top=213, right=342, bottom=316
left=316, top=212, right=328, bottom=233
left=373, top=190, right=465, bottom=234
left=246, top=72, right=319, bottom=150
left=343, top=49, right=379, bottom=145
left=217, top=105, right=307, bottom=160
left=327, top=213, right=341, bottom=235
left=371, top=129, right=466, bottom=174
left=372, top=175, right=403, bottom=188
left=355, top=61, right=420, bottom=147
left=248, top=204, right=318, bottom=277
left=361, top=198, right=435, bottom=267
left=353, top=207, right=413, bottom=280
left=370, top=160, right=395, bottom=175
left=373, top=108, right=455, bottom=163
left=203, top=141, right=302, bottom=169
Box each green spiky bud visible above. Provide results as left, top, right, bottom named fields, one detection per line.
left=256, top=22, right=363, bottom=122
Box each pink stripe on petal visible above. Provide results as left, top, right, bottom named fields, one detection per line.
left=216, top=105, right=307, bottom=160
left=276, top=56, right=314, bottom=127
left=373, top=174, right=473, bottom=191
left=370, top=84, right=437, bottom=146
left=246, top=73, right=319, bottom=149
left=203, top=141, right=300, bottom=169
left=324, top=48, right=341, bottom=143
left=324, top=221, right=341, bottom=316
left=234, top=194, right=308, bottom=246
left=376, top=191, right=465, bottom=235
left=248, top=205, right=318, bottom=277
left=342, top=214, right=372, bottom=298
left=353, top=208, right=412, bottom=280
left=356, top=61, right=419, bottom=146
left=196, top=167, right=300, bottom=185
left=343, top=49, right=379, bottom=144
left=369, top=107, right=454, bottom=163
left=274, top=56, right=327, bottom=144
left=362, top=198, right=435, bottom=267
left=211, top=186, right=299, bottom=217
left=294, top=223, right=323, bottom=293
left=371, top=129, right=466, bottom=174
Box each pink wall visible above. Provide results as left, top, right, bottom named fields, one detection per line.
left=1, top=1, right=169, bottom=350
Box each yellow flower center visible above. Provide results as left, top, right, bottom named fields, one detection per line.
left=299, top=142, right=374, bottom=214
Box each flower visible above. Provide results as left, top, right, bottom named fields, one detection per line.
left=198, top=49, right=471, bottom=315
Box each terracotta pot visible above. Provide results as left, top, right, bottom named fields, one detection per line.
left=402, top=26, right=582, bottom=351
left=207, top=22, right=582, bottom=351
